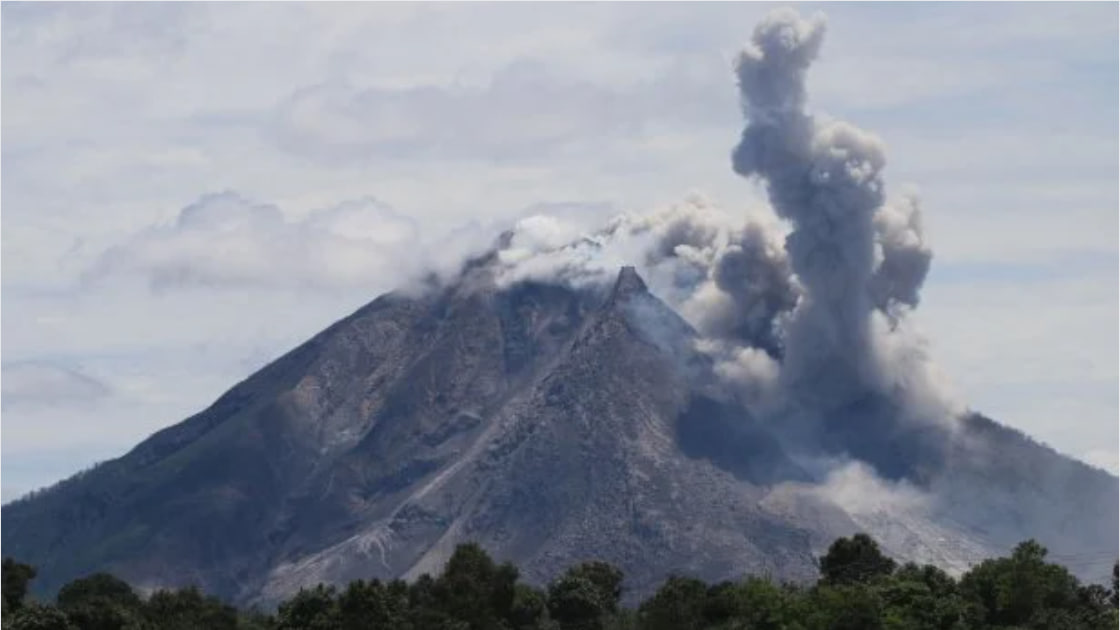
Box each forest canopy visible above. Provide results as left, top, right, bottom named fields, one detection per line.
left=2, top=534, right=1117, bottom=630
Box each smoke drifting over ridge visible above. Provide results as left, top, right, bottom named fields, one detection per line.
left=484, top=8, right=946, bottom=428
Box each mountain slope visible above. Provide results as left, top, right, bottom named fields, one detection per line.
left=255, top=266, right=818, bottom=605
left=3, top=266, right=1116, bottom=606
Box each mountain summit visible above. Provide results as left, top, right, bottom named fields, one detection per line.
left=3, top=265, right=1116, bottom=605
left=610, top=266, right=648, bottom=300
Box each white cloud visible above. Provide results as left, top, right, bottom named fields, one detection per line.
left=1, top=361, right=110, bottom=409
left=1, top=3, right=1116, bottom=495
left=87, top=191, right=423, bottom=291
left=265, top=53, right=744, bottom=167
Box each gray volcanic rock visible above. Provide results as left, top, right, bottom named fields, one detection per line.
left=3, top=264, right=1116, bottom=606
left=253, top=265, right=816, bottom=605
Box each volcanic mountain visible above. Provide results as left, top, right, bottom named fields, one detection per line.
left=3, top=262, right=1116, bottom=605
left=4, top=6, right=1117, bottom=608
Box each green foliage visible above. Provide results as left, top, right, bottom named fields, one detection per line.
left=548, top=561, right=625, bottom=630
left=337, top=579, right=393, bottom=630
left=734, top=577, right=810, bottom=630
left=509, top=583, right=548, bottom=629
left=56, top=572, right=147, bottom=630
left=1112, top=562, right=1118, bottom=609
left=959, top=540, right=1080, bottom=627
left=237, top=607, right=278, bottom=630
left=818, top=533, right=896, bottom=586
left=638, top=576, right=708, bottom=630
left=4, top=557, right=39, bottom=615
left=407, top=573, right=463, bottom=629
left=435, top=542, right=520, bottom=629
left=807, top=583, right=883, bottom=630
left=143, top=586, right=239, bottom=630
left=878, top=571, right=964, bottom=630
left=6, top=536, right=1117, bottom=630
left=7, top=602, right=77, bottom=630
left=276, top=585, right=340, bottom=630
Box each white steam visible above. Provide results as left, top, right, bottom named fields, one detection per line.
left=491, top=198, right=799, bottom=352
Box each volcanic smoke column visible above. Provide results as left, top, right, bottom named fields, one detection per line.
left=731, top=9, right=930, bottom=411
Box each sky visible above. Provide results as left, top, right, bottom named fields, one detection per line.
left=1, top=2, right=1117, bottom=503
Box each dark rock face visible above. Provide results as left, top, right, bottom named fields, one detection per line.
left=3, top=266, right=1116, bottom=606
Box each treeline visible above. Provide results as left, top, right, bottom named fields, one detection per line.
left=3, top=534, right=1117, bottom=629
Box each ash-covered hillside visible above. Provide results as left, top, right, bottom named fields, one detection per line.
left=3, top=8, right=1116, bottom=607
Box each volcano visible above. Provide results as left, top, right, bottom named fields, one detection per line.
left=3, top=7, right=1117, bottom=608
left=3, top=263, right=1116, bottom=605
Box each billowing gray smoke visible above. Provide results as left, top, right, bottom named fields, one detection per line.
left=491, top=197, right=800, bottom=357
left=710, top=223, right=798, bottom=357
left=731, top=8, right=931, bottom=410
left=870, top=194, right=932, bottom=315
left=483, top=8, right=943, bottom=426
left=447, top=8, right=1110, bottom=574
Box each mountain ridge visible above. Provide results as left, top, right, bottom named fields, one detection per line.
left=3, top=265, right=1117, bottom=607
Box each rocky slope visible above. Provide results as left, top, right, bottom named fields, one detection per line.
left=3, top=264, right=1116, bottom=605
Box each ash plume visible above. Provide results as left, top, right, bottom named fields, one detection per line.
left=708, top=223, right=798, bottom=356
left=472, top=8, right=947, bottom=433
left=731, top=8, right=935, bottom=413
left=870, top=193, right=932, bottom=315
left=490, top=198, right=800, bottom=355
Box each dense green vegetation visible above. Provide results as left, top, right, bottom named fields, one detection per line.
left=3, top=535, right=1116, bottom=629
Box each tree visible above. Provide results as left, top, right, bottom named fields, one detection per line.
left=56, top=573, right=147, bottom=630
left=959, top=540, right=1082, bottom=628
left=143, top=586, right=238, bottom=630
left=566, top=562, right=624, bottom=614
left=7, top=602, right=76, bottom=630
left=338, top=579, right=390, bottom=630
left=237, top=607, right=278, bottom=630
left=3, top=558, right=38, bottom=615
left=638, top=576, right=708, bottom=630
left=734, top=577, right=809, bottom=630
left=276, top=584, right=339, bottom=630
left=1074, top=583, right=1117, bottom=629
left=818, top=533, right=896, bottom=586
left=385, top=579, right=413, bottom=627
left=699, top=581, right=741, bottom=627
left=408, top=573, right=462, bottom=630
left=807, top=583, right=883, bottom=630
left=892, top=563, right=964, bottom=627
left=892, top=563, right=957, bottom=600
left=547, top=562, right=624, bottom=630
left=434, top=543, right=519, bottom=629
left=878, top=565, right=965, bottom=630
left=9, top=534, right=1118, bottom=630
left=508, top=584, right=547, bottom=630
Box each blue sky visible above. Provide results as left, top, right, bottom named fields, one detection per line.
left=2, top=2, right=1117, bottom=501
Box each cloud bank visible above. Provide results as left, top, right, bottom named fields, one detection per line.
left=86, top=192, right=417, bottom=291
left=84, top=191, right=505, bottom=294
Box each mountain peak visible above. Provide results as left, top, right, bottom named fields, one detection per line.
left=3, top=258, right=1116, bottom=606
left=610, top=265, right=648, bottom=302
